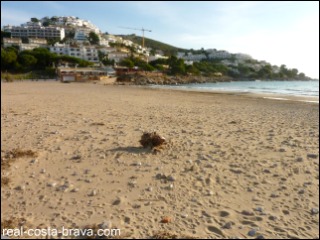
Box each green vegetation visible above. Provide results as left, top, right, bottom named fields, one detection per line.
left=1, top=31, right=11, bottom=45
left=30, top=17, right=39, bottom=23
left=1, top=47, right=93, bottom=79
left=193, top=60, right=228, bottom=76
left=119, top=57, right=155, bottom=71
left=88, top=32, right=100, bottom=45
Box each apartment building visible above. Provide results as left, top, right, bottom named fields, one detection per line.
left=107, top=52, right=129, bottom=63
left=50, top=43, right=99, bottom=62
left=3, top=38, right=48, bottom=51
left=10, top=26, right=65, bottom=40
left=3, top=38, right=22, bottom=48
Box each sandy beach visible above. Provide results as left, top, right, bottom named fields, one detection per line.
left=1, top=81, right=319, bottom=239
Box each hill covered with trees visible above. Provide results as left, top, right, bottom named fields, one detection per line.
left=119, top=34, right=185, bottom=56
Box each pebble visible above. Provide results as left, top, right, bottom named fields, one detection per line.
left=88, top=189, right=97, bottom=197
left=307, top=153, right=318, bottom=159
left=99, top=221, right=112, bottom=229
left=263, top=169, right=271, bottom=174
left=270, top=193, right=279, bottom=198
left=268, top=215, right=278, bottom=221
left=47, top=182, right=57, bottom=187
left=248, top=229, right=257, bottom=237
left=167, top=175, right=176, bottom=182
left=15, top=185, right=26, bottom=191
left=242, top=210, right=254, bottom=216
left=205, top=177, right=212, bottom=185
left=128, top=180, right=137, bottom=188
left=205, top=163, right=215, bottom=168
left=155, top=173, right=164, bottom=180
left=57, top=185, right=69, bottom=192
left=254, top=207, right=264, bottom=213
left=146, top=187, right=153, bottom=192
left=296, top=157, right=304, bottom=162
left=30, top=159, right=38, bottom=164
left=181, top=213, right=188, bottom=218
left=124, top=217, right=131, bottom=224
left=256, top=235, right=265, bottom=239
left=207, top=190, right=214, bottom=196
left=71, top=155, right=81, bottom=160
left=71, top=188, right=79, bottom=193
left=223, top=222, right=233, bottom=229
left=197, top=176, right=204, bottom=181
left=112, top=197, right=122, bottom=205
left=247, top=187, right=254, bottom=192
left=191, top=197, right=197, bottom=202
left=311, top=208, right=319, bottom=215
left=40, top=169, right=46, bottom=174
left=298, top=189, right=305, bottom=194
left=134, top=162, right=142, bottom=167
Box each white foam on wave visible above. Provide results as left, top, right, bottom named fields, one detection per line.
left=263, top=97, right=289, bottom=101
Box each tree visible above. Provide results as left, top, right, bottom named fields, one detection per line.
left=257, top=64, right=272, bottom=79
left=168, top=56, right=186, bottom=75
left=1, top=48, right=18, bottom=70
left=18, top=54, right=37, bottom=70
left=186, top=64, right=199, bottom=75
left=42, top=21, right=51, bottom=27
left=1, top=31, right=11, bottom=46
left=88, top=32, right=100, bottom=45
left=120, top=58, right=134, bottom=68
left=31, top=48, right=56, bottom=68
left=31, top=17, right=39, bottom=23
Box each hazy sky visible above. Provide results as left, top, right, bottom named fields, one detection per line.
left=1, top=1, right=319, bottom=78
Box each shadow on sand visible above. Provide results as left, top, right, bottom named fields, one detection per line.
left=108, top=146, right=151, bottom=154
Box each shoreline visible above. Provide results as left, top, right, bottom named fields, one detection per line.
left=1, top=81, right=319, bottom=239
left=2, top=80, right=319, bottom=104
left=140, top=84, right=319, bottom=104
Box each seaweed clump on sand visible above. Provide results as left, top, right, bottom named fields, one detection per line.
left=139, top=132, right=166, bottom=150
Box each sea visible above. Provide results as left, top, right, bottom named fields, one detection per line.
left=151, top=80, right=319, bottom=103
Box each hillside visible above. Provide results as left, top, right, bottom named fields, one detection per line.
left=118, top=34, right=186, bottom=56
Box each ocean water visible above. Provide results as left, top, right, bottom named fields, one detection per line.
left=152, top=80, right=319, bottom=101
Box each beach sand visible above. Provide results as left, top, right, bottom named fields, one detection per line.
left=1, top=81, right=319, bottom=239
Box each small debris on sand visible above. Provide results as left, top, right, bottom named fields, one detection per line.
left=139, top=132, right=166, bottom=149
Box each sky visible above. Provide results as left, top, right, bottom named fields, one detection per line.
left=1, top=1, right=319, bottom=78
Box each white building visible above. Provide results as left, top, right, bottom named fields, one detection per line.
left=50, top=43, right=99, bottom=62
left=107, top=52, right=129, bottom=63
left=104, top=35, right=122, bottom=44
left=99, top=47, right=117, bottom=55
left=99, top=38, right=109, bottom=47
left=74, top=29, right=88, bottom=42
left=208, top=50, right=231, bottom=59
left=234, top=53, right=252, bottom=60
left=10, top=26, right=65, bottom=40
left=3, top=38, right=22, bottom=48
left=148, top=54, right=168, bottom=62
left=3, top=38, right=48, bottom=51
left=122, top=39, right=134, bottom=47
